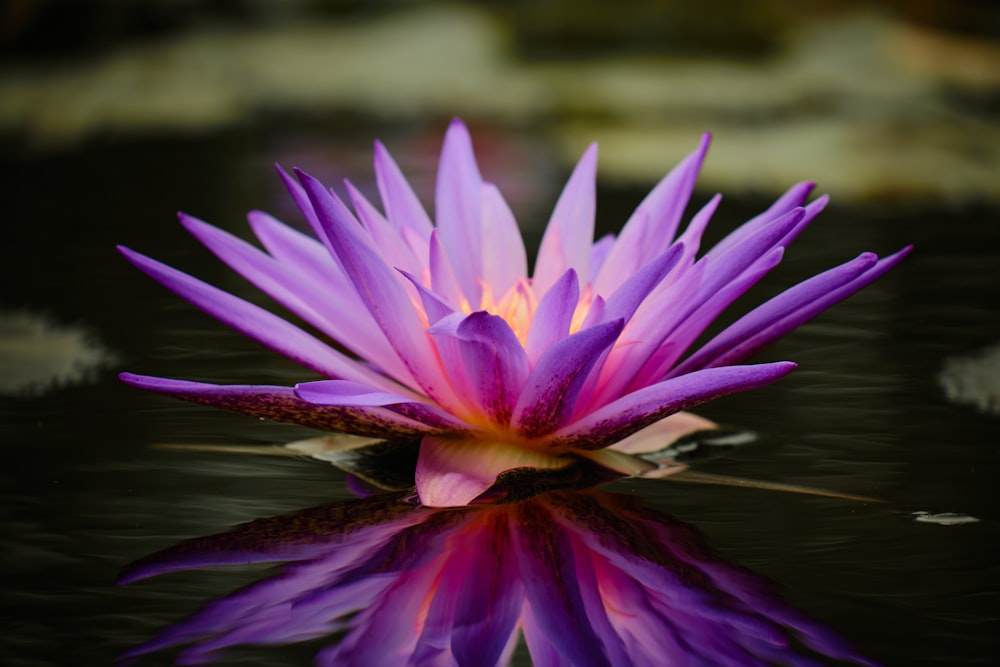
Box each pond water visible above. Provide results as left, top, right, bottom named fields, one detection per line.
left=1, top=118, right=998, bottom=665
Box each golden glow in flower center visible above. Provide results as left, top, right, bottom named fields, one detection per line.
left=475, top=279, right=595, bottom=346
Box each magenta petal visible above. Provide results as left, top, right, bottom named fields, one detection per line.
left=119, top=373, right=435, bottom=436
left=428, top=311, right=529, bottom=424
left=534, top=143, right=598, bottom=295
left=513, top=319, right=625, bottom=438
left=551, top=362, right=797, bottom=450
left=525, top=269, right=580, bottom=366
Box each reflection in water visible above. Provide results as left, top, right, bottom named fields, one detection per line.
left=120, top=490, right=877, bottom=666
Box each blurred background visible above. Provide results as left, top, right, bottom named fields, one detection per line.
left=1, top=1, right=998, bottom=665
left=2, top=0, right=999, bottom=199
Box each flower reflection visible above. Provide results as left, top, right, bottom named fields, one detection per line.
left=120, top=491, right=877, bottom=666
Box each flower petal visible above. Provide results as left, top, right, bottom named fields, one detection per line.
left=295, top=169, right=463, bottom=412
left=294, top=380, right=412, bottom=406
left=607, top=412, right=719, bottom=455
left=415, top=436, right=570, bottom=507
left=428, top=311, right=529, bottom=425
left=551, top=362, right=797, bottom=450
left=674, top=248, right=911, bottom=374
left=533, top=143, right=598, bottom=295
left=594, top=134, right=710, bottom=294
left=119, top=373, right=436, bottom=436
left=117, top=246, right=389, bottom=386
left=525, top=269, right=580, bottom=366
left=512, top=319, right=625, bottom=438
left=181, top=212, right=413, bottom=385
left=435, top=118, right=484, bottom=305
left=373, top=139, right=434, bottom=236
left=480, top=182, right=528, bottom=299
left=344, top=180, right=423, bottom=277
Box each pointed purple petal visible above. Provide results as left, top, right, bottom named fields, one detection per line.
left=594, top=134, right=710, bottom=294
left=294, top=380, right=413, bottom=406
left=675, top=248, right=911, bottom=374
left=525, top=269, right=580, bottom=366
left=601, top=242, right=684, bottom=325
left=589, top=233, right=615, bottom=282
left=428, top=311, right=529, bottom=425
left=551, top=362, right=797, bottom=450
left=119, top=373, right=436, bottom=436
left=435, top=118, right=484, bottom=305
left=373, top=139, right=434, bottom=235
left=480, top=182, right=528, bottom=298
left=117, top=246, right=387, bottom=386
left=295, top=169, right=462, bottom=412
left=181, top=213, right=413, bottom=386
left=512, top=319, right=624, bottom=438
left=533, top=143, right=598, bottom=295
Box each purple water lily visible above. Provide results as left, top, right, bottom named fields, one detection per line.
left=120, top=119, right=908, bottom=506
left=119, top=490, right=879, bottom=666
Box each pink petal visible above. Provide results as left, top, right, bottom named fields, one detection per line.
left=435, top=118, right=484, bottom=305
left=373, top=139, right=434, bottom=236
left=415, top=436, right=570, bottom=507
left=533, top=143, right=598, bottom=295
left=480, top=182, right=528, bottom=298
left=608, top=412, right=719, bottom=455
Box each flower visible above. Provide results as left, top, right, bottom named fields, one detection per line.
left=118, top=490, right=879, bottom=666
left=119, top=119, right=908, bottom=507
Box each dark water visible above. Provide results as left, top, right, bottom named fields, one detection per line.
left=1, top=119, right=998, bottom=665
